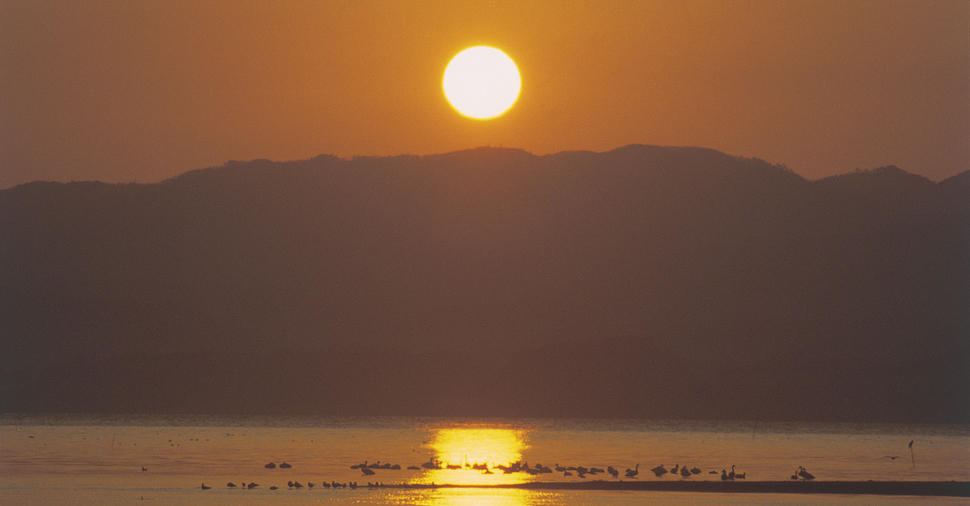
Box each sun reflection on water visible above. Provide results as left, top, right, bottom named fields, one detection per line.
left=389, top=487, right=542, bottom=506
left=411, top=428, right=532, bottom=486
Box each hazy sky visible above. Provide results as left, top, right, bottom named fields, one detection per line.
left=1, top=0, right=966, bottom=188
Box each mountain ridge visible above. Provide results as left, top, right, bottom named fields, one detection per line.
left=7, top=144, right=963, bottom=192
left=1, top=145, right=967, bottom=422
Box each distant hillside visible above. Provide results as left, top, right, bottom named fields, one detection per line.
left=1, top=145, right=967, bottom=422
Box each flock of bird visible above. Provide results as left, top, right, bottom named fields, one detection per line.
left=212, top=479, right=371, bottom=490
left=197, top=458, right=815, bottom=491
left=195, top=436, right=917, bottom=490
left=361, top=457, right=757, bottom=482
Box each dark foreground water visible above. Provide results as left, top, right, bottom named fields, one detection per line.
left=1, top=415, right=967, bottom=505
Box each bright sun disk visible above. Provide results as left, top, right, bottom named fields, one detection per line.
left=443, top=46, right=521, bottom=120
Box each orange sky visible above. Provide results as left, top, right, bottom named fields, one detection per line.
left=1, top=0, right=966, bottom=188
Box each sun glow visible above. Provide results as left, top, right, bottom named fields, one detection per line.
left=411, top=428, right=530, bottom=486
left=442, top=46, right=521, bottom=120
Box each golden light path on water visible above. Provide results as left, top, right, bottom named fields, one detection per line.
left=411, top=428, right=530, bottom=486
left=391, top=487, right=538, bottom=506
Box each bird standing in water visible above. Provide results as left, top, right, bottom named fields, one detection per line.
left=909, top=440, right=916, bottom=469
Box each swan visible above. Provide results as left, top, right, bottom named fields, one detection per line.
left=625, top=463, right=639, bottom=478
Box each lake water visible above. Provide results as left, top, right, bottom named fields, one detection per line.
left=1, top=414, right=968, bottom=505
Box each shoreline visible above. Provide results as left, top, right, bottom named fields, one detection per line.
left=382, top=481, right=970, bottom=497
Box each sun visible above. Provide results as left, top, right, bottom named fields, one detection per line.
left=443, top=46, right=521, bottom=120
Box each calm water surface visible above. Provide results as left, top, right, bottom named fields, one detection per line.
left=1, top=415, right=967, bottom=505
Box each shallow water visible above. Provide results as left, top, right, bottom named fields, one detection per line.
left=1, top=414, right=968, bottom=505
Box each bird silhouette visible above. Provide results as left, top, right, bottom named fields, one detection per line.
left=625, top=464, right=639, bottom=478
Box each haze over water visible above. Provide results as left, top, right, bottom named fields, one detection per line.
left=2, top=415, right=967, bottom=505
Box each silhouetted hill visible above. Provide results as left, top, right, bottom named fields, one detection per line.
left=941, top=169, right=970, bottom=197
left=1, top=146, right=967, bottom=422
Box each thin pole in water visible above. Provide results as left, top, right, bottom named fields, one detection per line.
left=908, top=439, right=915, bottom=469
